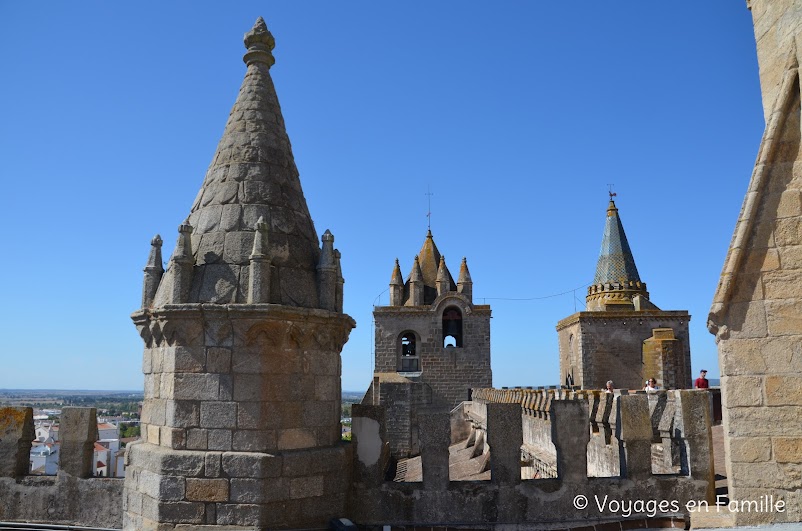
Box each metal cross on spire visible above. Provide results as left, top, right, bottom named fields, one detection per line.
left=426, top=186, right=434, bottom=230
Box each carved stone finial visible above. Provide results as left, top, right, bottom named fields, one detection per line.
left=150, top=235, right=163, bottom=248
left=174, top=223, right=194, bottom=264
left=243, top=17, right=276, bottom=67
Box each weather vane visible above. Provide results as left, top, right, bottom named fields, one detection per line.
left=607, top=183, right=616, bottom=200
left=426, top=186, right=434, bottom=230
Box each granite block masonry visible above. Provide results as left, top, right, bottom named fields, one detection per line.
left=123, top=17, right=354, bottom=530
left=709, top=0, right=802, bottom=525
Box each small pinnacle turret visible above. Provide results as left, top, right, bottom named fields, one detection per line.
left=436, top=256, right=450, bottom=296
left=389, top=258, right=404, bottom=306
left=457, top=257, right=473, bottom=302
left=168, top=222, right=194, bottom=304
left=247, top=216, right=271, bottom=303
left=317, top=230, right=338, bottom=311
left=408, top=255, right=424, bottom=306
left=141, top=235, right=164, bottom=309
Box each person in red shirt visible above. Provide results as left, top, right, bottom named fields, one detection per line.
left=694, top=370, right=710, bottom=389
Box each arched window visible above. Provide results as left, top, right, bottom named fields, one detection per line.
left=399, top=331, right=419, bottom=372
left=442, top=307, right=463, bottom=347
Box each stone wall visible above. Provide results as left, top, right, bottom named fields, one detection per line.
left=557, top=310, right=691, bottom=390
left=0, top=406, right=123, bottom=528
left=708, top=0, right=802, bottom=525
left=361, top=374, right=433, bottom=457
left=126, top=304, right=354, bottom=530
left=350, top=389, right=714, bottom=528
left=373, top=297, right=492, bottom=408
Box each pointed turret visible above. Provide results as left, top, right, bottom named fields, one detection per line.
left=334, top=249, right=344, bottom=313
left=389, top=258, right=404, bottom=306
left=317, top=230, right=337, bottom=311
left=141, top=235, right=164, bottom=309
left=169, top=16, right=321, bottom=308
left=457, top=257, right=473, bottom=302
left=586, top=198, right=649, bottom=310
left=408, top=256, right=424, bottom=306
left=247, top=216, right=271, bottom=303
left=168, top=221, right=194, bottom=304
left=436, top=256, right=450, bottom=296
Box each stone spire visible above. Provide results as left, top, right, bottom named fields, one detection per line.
left=586, top=198, right=649, bottom=310
left=415, top=230, right=454, bottom=303
left=457, top=256, right=473, bottom=302
left=155, top=16, right=322, bottom=308
left=389, top=258, right=404, bottom=306
left=141, top=235, right=164, bottom=309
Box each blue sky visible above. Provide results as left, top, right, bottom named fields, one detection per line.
left=0, top=2, right=763, bottom=391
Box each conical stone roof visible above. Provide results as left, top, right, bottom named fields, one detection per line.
left=405, top=230, right=454, bottom=304
left=154, top=18, right=321, bottom=308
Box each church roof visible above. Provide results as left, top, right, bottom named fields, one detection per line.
left=153, top=18, right=321, bottom=307
left=593, top=200, right=641, bottom=285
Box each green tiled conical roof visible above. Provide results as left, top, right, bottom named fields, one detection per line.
left=593, top=200, right=641, bottom=284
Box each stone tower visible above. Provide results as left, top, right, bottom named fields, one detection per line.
left=557, top=198, right=692, bottom=390
left=123, top=18, right=355, bottom=530
left=364, top=231, right=491, bottom=457
left=708, top=0, right=802, bottom=525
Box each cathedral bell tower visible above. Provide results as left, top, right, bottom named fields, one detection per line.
left=365, top=230, right=491, bottom=457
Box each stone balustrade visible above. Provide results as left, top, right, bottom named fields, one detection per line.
left=0, top=406, right=123, bottom=528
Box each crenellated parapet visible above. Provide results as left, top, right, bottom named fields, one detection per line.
left=586, top=279, right=648, bottom=305
left=0, top=407, right=123, bottom=528
left=350, top=389, right=714, bottom=528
